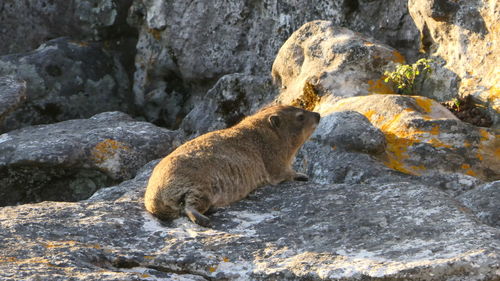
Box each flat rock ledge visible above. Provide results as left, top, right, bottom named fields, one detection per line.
left=0, top=160, right=498, bottom=281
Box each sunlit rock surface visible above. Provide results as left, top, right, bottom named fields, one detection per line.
left=0, top=160, right=498, bottom=281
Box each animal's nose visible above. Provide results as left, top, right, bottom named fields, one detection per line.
left=313, top=112, right=320, bottom=123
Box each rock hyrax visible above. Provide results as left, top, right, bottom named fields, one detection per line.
left=144, top=105, right=320, bottom=226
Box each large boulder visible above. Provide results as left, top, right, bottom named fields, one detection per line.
left=409, top=0, right=500, bottom=127
left=0, top=111, right=179, bottom=206
left=318, top=94, right=499, bottom=182
left=272, top=20, right=404, bottom=109
left=0, top=0, right=135, bottom=55
left=0, top=161, right=498, bottom=280
left=0, top=38, right=134, bottom=133
left=128, top=0, right=419, bottom=128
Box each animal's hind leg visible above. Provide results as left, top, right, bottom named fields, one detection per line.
left=184, top=192, right=212, bottom=227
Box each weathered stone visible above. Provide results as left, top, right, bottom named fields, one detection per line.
left=272, top=20, right=404, bottom=110
left=0, top=0, right=135, bottom=55
left=319, top=94, right=500, bottom=181
left=129, top=0, right=419, bottom=128
left=0, top=76, right=27, bottom=126
left=458, top=181, right=500, bottom=228
left=0, top=161, right=498, bottom=280
left=0, top=111, right=179, bottom=206
left=311, top=111, right=386, bottom=154
left=181, top=74, right=277, bottom=136
left=0, top=38, right=133, bottom=133
left=409, top=0, right=500, bottom=127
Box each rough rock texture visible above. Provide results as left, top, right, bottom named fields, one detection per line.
left=310, top=111, right=386, bottom=155
left=409, top=0, right=500, bottom=127
left=128, top=0, right=419, bottom=128
left=0, top=0, right=135, bottom=55
left=0, top=111, right=179, bottom=206
left=458, top=181, right=500, bottom=228
left=0, top=38, right=133, bottom=133
left=0, top=76, right=26, bottom=126
left=0, top=161, right=498, bottom=281
left=181, top=74, right=276, bottom=136
left=272, top=20, right=404, bottom=109
left=319, top=94, right=500, bottom=181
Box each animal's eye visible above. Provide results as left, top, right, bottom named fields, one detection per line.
left=297, top=113, right=304, bottom=121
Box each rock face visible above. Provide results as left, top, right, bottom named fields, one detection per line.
left=0, top=38, right=133, bottom=133
left=0, top=0, right=135, bottom=55
left=181, top=74, right=276, bottom=136
left=409, top=0, right=500, bottom=127
left=0, top=160, right=498, bottom=281
left=129, top=0, right=419, bottom=128
left=0, top=76, right=27, bottom=126
left=0, top=112, right=179, bottom=206
left=458, top=181, right=500, bottom=228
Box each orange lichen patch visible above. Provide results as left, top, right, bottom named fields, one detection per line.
left=465, top=169, right=477, bottom=177
left=479, top=129, right=491, bottom=141
left=91, top=139, right=130, bottom=163
left=43, top=241, right=77, bottom=248
left=461, top=164, right=471, bottom=170
left=363, top=110, right=376, bottom=120
left=223, top=257, right=230, bottom=262
left=429, top=138, right=452, bottom=149
left=391, top=51, right=406, bottom=64
left=476, top=153, right=484, bottom=161
left=367, top=78, right=397, bottom=95
left=143, top=255, right=155, bottom=260
left=413, top=96, right=433, bottom=113
left=409, top=165, right=427, bottom=171
left=141, top=274, right=151, bottom=278
left=495, top=147, right=500, bottom=158
left=148, top=28, right=162, bottom=40
left=464, top=141, right=472, bottom=148
left=0, top=257, right=17, bottom=263
left=208, top=266, right=217, bottom=272
left=429, top=125, right=440, bottom=135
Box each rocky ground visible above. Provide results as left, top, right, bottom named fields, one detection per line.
left=0, top=1, right=499, bottom=280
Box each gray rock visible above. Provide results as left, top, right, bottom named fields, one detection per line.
left=0, top=76, right=27, bottom=125
left=181, top=74, right=277, bottom=136
left=0, top=0, right=135, bottom=55
left=311, top=111, right=386, bottom=154
left=0, top=161, right=498, bottom=280
left=0, top=37, right=134, bottom=133
left=129, top=0, right=419, bottom=128
left=0, top=111, right=179, bottom=206
left=458, top=181, right=500, bottom=228
left=294, top=141, right=412, bottom=186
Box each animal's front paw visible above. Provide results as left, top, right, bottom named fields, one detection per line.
left=185, top=208, right=212, bottom=227
left=294, top=172, right=309, bottom=181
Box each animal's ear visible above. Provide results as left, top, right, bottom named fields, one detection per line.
left=269, top=115, right=280, bottom=128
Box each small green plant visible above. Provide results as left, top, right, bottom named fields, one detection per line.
left=452, top=97, right=462, bottom=109
left=384, top=58, right=434, bottom=95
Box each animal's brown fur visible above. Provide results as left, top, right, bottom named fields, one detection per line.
left=144, top=105, right=320, bottom=226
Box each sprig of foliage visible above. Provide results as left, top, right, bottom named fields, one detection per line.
left=384, top=58, right=434, bottom=95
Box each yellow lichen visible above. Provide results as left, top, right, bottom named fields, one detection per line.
left=429, top=125, right=440, bottom=135
left=391, top=50, right=406, bottom=64
left=223, top=257, right=230, bottom=262
left=367, top=78, right=397, bottom=95
left=413, top=96, right=433, bottom=113
left=91, top=139, right=130, bottom=163
left=209, top=266, right=217, bottom=272
left=291, top=82, right=321, bottom=111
